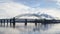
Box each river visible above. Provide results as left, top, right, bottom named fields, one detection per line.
left=0, top=23, right=60, bottom=34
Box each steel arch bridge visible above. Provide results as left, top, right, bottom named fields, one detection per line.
left=0, top=14, right=60, bottom=28
left=14, top=13, right=54, bottom=19
left=14, top=14, right=41, bottom=19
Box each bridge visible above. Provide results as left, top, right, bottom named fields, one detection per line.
left=0, top=14, right=60, bottom=28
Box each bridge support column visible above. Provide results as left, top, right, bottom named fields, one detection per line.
left=10, top=19, right=12, bottom=27
left=1, top=20, right=2, bottom=26
left=35, top=19, right=37, bottom=26
left=7, top=20, right=8, bottom=27
left=35, top=23, right=37, bottom=26
left=13, top=17, right=15, bottom=28
left=25, top=19, right=27, bottom=26
left=4, top=20, right=5, bottom=27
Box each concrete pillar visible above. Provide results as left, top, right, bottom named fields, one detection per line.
left=13, top=17, right=15, bottom=28
left=1, top=20, right=2, bottom=26
left=25, top=19, right=27, bottom=26
left=10, top=19, right=12, bottom=27
left=35, top=19, right=37, bottom=26
left=4, top=20, right=5, bottom=27
left=7, top=20, right=8, bottom=27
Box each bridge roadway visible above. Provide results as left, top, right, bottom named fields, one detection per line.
left=0, top=19, right=60, bottom=24
left=0, top=18, right=60, bottom=28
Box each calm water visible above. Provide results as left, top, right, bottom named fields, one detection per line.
left=0, top=23, right=60, bottom=34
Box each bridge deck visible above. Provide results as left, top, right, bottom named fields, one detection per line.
left=0, top=19, right=60, bottom=23
left=0, top=18, right=60, bottom=28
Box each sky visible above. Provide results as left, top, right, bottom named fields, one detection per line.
left=13, top=0, right=59, bottom=8
left=0, top=0, right=60, bottom=19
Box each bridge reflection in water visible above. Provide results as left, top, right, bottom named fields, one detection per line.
left=0, top=13, right=60, bottom=31
left=0, top=17, right=60, bottom=28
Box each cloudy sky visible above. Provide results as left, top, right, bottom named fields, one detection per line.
left=0, top=0, right=60, bottom=19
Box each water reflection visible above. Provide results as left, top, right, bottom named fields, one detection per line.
left=0, top=23, right=60, bottom=34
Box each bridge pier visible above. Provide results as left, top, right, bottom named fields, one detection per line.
left=10, top=19, right=12, bottom=27
left=35, top=23, right=37, bottom=26
left=1, top=20, right=2, bottom=26
left=4, top=20, right=5, bottom=27
left=13, top=17, right=15, bottom=28
left=25, top=19, right=27, bottom=26
left=35, top=19, right=37, bottom=26
left=7, top=20, right=8, bottom=27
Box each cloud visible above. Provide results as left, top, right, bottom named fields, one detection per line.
left=33, top=8, right=60, bottom=19
left=12, top=0, right=41, bottom=8
left=53, top=0, right=60, bottom=6
left=0, top=0, right=60, bottom=19
left=12, top=0, right=59, bottom=9
left=0, top=1, right=34, bottom=18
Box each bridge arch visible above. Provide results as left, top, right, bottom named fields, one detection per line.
left=14, top=14, right=41, bottom=19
